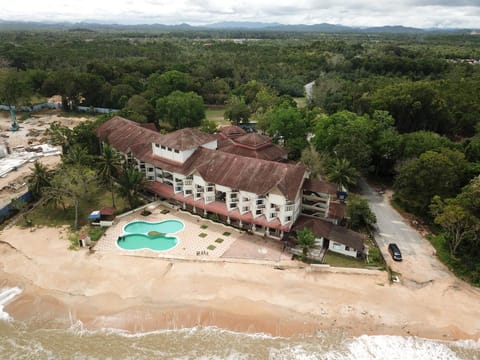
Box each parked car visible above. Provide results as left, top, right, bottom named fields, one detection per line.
left=388, top=243, right=403, bottom=261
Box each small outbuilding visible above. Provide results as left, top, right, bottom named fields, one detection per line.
left=78, top=233, right=91, bottom=248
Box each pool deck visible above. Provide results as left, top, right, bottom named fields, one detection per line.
left=94, top=202, right=293, bottom=263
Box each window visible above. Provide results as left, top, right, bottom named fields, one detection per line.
left=230, top=203, right=237, bottom=209
left=256, top=199, right=263, bottom=205
left=161, top=145, right=166, bottom=149
left=345, top=246, right=350, bottom=251
left=242, top=206, right=249, bottom=212
left=270, top=203, right=276, bottom=208
left=285, top=216, right=292, bottom=222
left=185, top=190, right=192, bottom=195
left=256, top=209, right=262, bottom=215
left=270, top=213, right=276, bottom=219
left=147, top=176, right=154, bottom=181
left=155, top=143, right=159, bottom=148
left=147, top=167, right=154, bottom=172
left=174, top=149, right=179, bottom=153
left=167, top=147, right=172, bottom=152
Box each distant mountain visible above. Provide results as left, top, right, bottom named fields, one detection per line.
left=205, top=21, right=282, bottom=29
left=0, top=19, right=475, bottom=33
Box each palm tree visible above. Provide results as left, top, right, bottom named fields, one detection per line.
left=118, top=163, right=146, bottom=209
left=295, top=228, right=316, bottom=262
left=27, top=161, right=53, bottom=198
left=97, top=145, right=122, bottom=208
left=327, top=158, right=359, bottom=191
left=62, top=144, right=91, bottom=166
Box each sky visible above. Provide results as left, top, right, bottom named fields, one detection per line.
left=2, top=0, right=480, bottom=29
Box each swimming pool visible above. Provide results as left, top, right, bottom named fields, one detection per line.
left=117, top=219, right=184, bottom=251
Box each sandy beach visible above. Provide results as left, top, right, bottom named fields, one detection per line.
left=1, top=225, right=480, bottom=341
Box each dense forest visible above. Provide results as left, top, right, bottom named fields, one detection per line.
left=1, top=29, right=480, bottom=284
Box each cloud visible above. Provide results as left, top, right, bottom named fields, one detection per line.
left=2, top=0, right=480, bottom=28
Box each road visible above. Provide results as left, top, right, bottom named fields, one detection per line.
left=359, top=178, right=451, bottom=286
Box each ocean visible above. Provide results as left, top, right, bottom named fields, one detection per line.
left=1, top=288, right=479, bottom=359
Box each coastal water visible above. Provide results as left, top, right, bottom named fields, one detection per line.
left=1, top=288, right=479, bottom=359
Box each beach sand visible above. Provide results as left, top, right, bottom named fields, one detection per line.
left=1, top=226, right=480, bottom=340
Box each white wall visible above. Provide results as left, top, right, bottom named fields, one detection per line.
left=152, top=143, right=196, bottom=163
left=329, top=242, right=358, bottom=258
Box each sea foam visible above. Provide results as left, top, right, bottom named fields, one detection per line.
left=0, top=287, right=22, bottom=321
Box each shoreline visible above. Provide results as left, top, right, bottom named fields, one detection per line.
left=1, top=226, right=480, bottom=341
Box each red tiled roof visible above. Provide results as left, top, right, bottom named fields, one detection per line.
left=328, top=202, right=346, bottom=220
left=219, top=125, right=246, bottom=138
left=97, top=117, right=306, bottom=201
left=159, top=128, right=217, bottom=151
left=100, top=207, right=115, bottom=216
left=189, top=148, right=305, bottom=201
left=217, top=141, right=289, bottom=161
left=303, top=178, right=338, bottom=195
left=234, top=133, right=272, bottom=148
left=96, top=116, right=163, bottom=153
left=293, top=216, right=364, bottom=250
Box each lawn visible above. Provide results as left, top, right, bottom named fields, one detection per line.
left=293, top=97, right=307, bottom=107
left=205, top=106, right=229, bottom=126
left=322, top=251, right=367, bottom=268
left=24, top=185, right=129, bottom=229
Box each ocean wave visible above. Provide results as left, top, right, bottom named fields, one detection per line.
left=0, top=287, right=22, bottom=321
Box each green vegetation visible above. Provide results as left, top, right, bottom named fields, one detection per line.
left=199, top=233, right=208, bottom=238
left=160, top=209, right=170, bottom=214
left=222, top=231, right=231, bottom=236
left=323, top=252, right=366, bottom=268
left=2, top=29, right=480, bottom=281
left=215, top=238, right=224, bottom=243
left=200, top=224, right=208, bottom=229
left=295, top=228, right=316, bottom=262
left=148, top=231, right=164, bottom=236
left=207, top=245, right=216, bottom=251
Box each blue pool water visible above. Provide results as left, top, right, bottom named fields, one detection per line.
left=118, top=219, right=184, bottom=251
left=123, top=220, right=184, bottom=234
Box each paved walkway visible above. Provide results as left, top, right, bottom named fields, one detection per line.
left=94, top=203, right=292, bottom=263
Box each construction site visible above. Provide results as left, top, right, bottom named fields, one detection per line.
left=0, top=110, right=92, bottom=210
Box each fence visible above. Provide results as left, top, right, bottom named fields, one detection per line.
left=0, top=191, right=32, bottom=222
left=0, top=103, right=119, bottom=114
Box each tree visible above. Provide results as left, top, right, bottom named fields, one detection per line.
left=27, top=161, right=53, bottom=199
left=145, top=70, right=191, bottom=100
left=326, top=158, right=358, bottom=191
left=430, top=196, right=478, bottom=257
left=45, top=121, right=73, bottom=153
left=97, top=144, right=122, bottom=208
left=199, top=119, right=218, bottom=134
left=369, top=80, right=451, bottom=134
left=300, top=146, right=326, bottom=179
left=0, top=69, right=31, bottom=127
left=295, top=228, right=316, bottom=261
left=45, top=165, right=97, bottom=230
left=394, top=149, right=467, bottom=215
left=224, top=95, right=250, bottom=125
left=346, top=194, right=377, bottom=231
left=400, top=131, right=455, bottom=160
left=264, top=104, right=308, bottom=159
left=118, top=163, right=146, bottom=209
left=156, top=90, right=205, bottom=129
left=121, top=95, right=155, bottom=123
left=62, top=144, right=92, bottom=166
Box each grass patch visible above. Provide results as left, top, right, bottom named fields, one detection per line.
left=207, top=244, right=216, bottom=251
left=199, top=233, right=208, bottom=238
left=323, top=251, right=367, bottom=268
left=200, top=224, right=208, bottom=229
left=222, top=231, right=231, bottom=236
left=293, top=97, right=307, bottom=107
left=141, top=209, right=151, bottom=216
left=215, top=238, right=224, bottom=243
left=205, top=106, right=229, bottom=126
left=148, top=231, right=165, bottom=237
left=26, top=186, right=129, bottom=228
left=87, top=226, right=106, bottom=241
left=160, top=209, right=170, bottom=214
